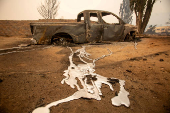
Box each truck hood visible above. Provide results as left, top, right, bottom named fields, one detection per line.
left=124, top=24, right=138, bottom=32
left=124, top=24, right=137, bottom=28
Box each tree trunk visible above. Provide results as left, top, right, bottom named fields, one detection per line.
left=136, top=10, right=143, bottom=34
left=132, top=0, right=156, bottom=34
left=141, top=0, right=155, bottom=33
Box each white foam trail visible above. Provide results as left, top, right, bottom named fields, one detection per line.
left=111, top=80, right=130, bottom=107
left=32, top=46, right=130, bottom=113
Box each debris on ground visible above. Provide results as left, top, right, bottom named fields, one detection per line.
left=18, top=44, right=30, bottom=47
left=159, top=59, right=164, bottom=61
left=134, top=41, right=138, bottom=49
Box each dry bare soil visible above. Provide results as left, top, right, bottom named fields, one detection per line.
left=0, top=36, right=170, bottom=113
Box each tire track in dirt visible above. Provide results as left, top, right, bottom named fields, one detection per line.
left=0, top=45, right=53, bottom=56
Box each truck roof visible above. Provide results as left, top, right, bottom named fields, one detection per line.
left=77, top=10, right=124, bottom=24
left=78, top=10, right=113, bottom=15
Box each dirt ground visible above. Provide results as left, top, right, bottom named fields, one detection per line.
left=0, top=36, right=170, bottom=113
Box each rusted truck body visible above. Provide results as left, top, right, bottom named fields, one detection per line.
left=30, top=10, right=138, bottom=44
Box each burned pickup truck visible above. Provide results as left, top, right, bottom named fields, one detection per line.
left=30, top=10, right=138, bottom=45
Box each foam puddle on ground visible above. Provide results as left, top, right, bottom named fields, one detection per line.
left=32, top=46, right=130, bottom=113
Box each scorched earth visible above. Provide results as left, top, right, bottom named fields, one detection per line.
left=0, top=36, right=170, bottom=113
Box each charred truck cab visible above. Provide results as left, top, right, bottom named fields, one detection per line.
left=30, top=10, right=138, bottom=44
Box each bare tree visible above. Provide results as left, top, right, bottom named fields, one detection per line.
left=119, top=0, right=133, bottom=24
left=130, top=0, right=156, bottom=34
left=38, top=0, right=60, bottom=19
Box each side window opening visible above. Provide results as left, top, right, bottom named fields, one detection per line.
left=81, top=17, right=84, bottom=23
left=77, top=13, right=84, bottom=22
left=90, top=13, right=98, bottom=23
left=102, top=12, right=119, bottom=24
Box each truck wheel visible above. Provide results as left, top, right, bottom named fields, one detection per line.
left=52, top=33, right=73, bottom=46
left=131, top=32, right=136, bottom=40
left=124, top=32, right=135, bottom=41
left=124, top=34, right=130, bottom=41
left=58, top=37, right=69, bottom=46
left=52, top=37, right=72, bottom=46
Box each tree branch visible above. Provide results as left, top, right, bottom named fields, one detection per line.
left=37, top=0, right=60, bottom=19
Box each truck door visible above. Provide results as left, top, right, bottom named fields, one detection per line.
left=101, top=13, right=124, bottom=41
left=86, top=13, right=103, bottom=43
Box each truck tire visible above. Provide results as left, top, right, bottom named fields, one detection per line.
left=124, top=32, right=135, bottom=41
left=52, top=37, right=73, bottom=46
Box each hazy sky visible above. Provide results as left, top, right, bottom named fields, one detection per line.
left=0, top=0, right=169, bottom=27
